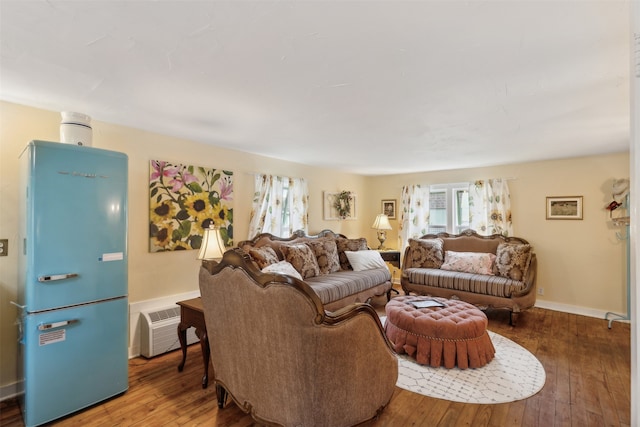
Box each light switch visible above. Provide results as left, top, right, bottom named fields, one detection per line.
left=0, top=239, right=7, bottom=256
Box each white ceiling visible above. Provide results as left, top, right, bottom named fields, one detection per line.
left=0, top=1, right=631, bottom=175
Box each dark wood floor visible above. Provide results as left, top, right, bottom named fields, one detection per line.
left=1, top=294, right=631, bottom=427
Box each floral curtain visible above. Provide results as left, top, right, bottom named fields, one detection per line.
left=288, top=177, right=309, bottom=233
left=248, top=174, right=308, bottom=238
left=399, top=185, right=430, bottom=250
left=248, top=174, right=285, bottom=238
left=468, top=178, right=513, bottom=236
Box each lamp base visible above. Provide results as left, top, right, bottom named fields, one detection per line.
left=377, top=230, right=387, bottom=250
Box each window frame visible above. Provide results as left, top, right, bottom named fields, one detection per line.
left=428, top=183, right=469, bottom=234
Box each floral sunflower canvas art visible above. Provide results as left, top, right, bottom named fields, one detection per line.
left=149, top=160, right=233, bottom=252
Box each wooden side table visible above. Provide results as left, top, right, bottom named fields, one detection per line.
left=377, top=249, right=401, bottom=299
left=377, top=249, right=401, bottom=269
left=176, top=297, right=210, bottom=388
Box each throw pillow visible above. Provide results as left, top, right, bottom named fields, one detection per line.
left=495, top=243, right=532, bottom=281
left=305, top=238, right=340, bottom=275
left=336, top=237, right=369, bottom=270
left=344, top=250, right=387, bottom=272
left=406, top=238, right=444, bottom=268
left=280, top=243, right=320, bottom=279
left=248, top=246, right=279, bottom=269
left=440, top=251, right=496, bottom=275
left=261, top=260, right=303, bottom=281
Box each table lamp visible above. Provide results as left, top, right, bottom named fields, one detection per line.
left=371, top=214, right=392, bottom=250
left=197, top=225, right=225, bottom=269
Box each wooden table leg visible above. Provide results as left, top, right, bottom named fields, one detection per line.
left=177, top=322, right=188, bottom=372
left=196, top=328, right=210, bottom=388
left=176, top=298, right=210, bottom=389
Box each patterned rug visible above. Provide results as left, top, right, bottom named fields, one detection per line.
left=381, top=317, right=546, bottom=404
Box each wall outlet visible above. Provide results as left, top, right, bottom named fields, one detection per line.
left=0, top=239, right=7, bottom=256
left=537, top=287, right=544, bottom=296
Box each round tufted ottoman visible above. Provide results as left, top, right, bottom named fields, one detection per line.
left=384, top=296, right=495, bottom=369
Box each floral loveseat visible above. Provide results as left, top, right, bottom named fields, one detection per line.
left=401, top=229, right=537, bottom=325
left=238, top=230, right=393, bottom=311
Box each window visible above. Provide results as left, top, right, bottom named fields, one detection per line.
left=248, top=175, right=308, bottom=239
left=429, top=183, right=469, bottom=234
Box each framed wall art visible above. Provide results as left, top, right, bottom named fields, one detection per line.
left=382, top=199, right=397, bottom=219
left=149, top=160, right=233, bottom=252
left=546, top=196, right=583, bottom=220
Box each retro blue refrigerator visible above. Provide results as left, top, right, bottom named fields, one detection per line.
left=17, top=140, right=128, bottom=427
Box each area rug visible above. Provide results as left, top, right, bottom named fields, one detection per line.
left=380, top=317, right=546, bottom=404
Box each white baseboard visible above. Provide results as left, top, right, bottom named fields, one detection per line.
left=535, top=299, right=630, bottom=323
left=128, top=290, right=200, bottom=359
left=0, top=381, right=22, bottom=402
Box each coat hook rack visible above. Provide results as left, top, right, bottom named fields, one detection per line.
left=605, top=193, right=630, bottom=328
left=613, top=216, right=630, bottom=240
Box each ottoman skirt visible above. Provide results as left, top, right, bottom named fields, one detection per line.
left=385, top=296, right=495, bottom=369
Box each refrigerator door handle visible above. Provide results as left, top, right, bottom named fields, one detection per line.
left=37, top=273, right=79, bottom=282
left=38, top=319, right=79, bottom=330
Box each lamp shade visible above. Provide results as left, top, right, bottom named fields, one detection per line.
left=197, top=226, right=225, bottom=260
left=371, top=214, right=392, bottom=230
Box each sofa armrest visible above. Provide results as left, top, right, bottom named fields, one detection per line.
left=511, top=253, right=537, bottom=297
left=401, top=245, right=412, bottom=270
left=326, top=302, right=394, bottom=349
left=311, top=305, right=398, bottom=422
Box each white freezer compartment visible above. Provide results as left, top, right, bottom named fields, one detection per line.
left=21, top=297, right=128, bottom=427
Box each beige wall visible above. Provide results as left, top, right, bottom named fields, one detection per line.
left=368, top=153, right=630, bottom=313
left=0, top=100, right=631, bottom=395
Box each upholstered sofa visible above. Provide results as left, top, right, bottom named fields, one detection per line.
left=199, top=249, right=398, bottom=426
left=401, top=229, right=537, bottom=325
left=238, top=230, right=393, bottom=311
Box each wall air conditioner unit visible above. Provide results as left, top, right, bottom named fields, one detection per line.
left=140, top=306, right=199, bottom=358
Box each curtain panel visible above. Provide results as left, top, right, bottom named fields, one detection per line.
left=288, top=177, right=309, bottom=233
left=399, top=185, right=431, bottom=250
left=468, top=178, right=513, bottom=236
left=248, top=174, right=309, bottom=239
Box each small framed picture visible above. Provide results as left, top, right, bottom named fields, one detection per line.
left=382, top=199, right=397, bottom=219
left=546, top=196, right=583, bottom=220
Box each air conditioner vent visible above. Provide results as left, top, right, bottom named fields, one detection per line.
left=140, top=305, right=198, bottom=358
left=148, top=307, right=180, bottom=323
